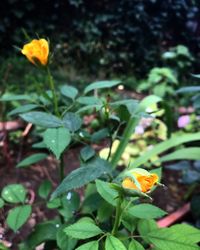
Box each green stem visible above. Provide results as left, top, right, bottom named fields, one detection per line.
left=47, top=67, right=59, bottom=117
left=111, top=195, right=122, bottom=235
left=59, top=154, right=65, bottom=182
left=111, top=116, right=139, bottom=169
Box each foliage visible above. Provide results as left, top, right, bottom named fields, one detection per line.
left=1, top=38, right=200, bottom=249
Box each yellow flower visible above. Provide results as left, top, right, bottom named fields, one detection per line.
left=21, top=39, right=49, bottom=66
left=122, top=169, right=158, bottom=193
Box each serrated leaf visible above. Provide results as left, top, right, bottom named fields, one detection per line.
left=60, top=85, right=78, bottom=100
left=129, top=239, right=145, bottom=250
left=137, top=219, right=158, bottom=243
left=51, top=157, right=112, bottom=199
left=127, top=204, right=166, bottom=219
left=147, top=228, right=200, bottom=250
left=8, top=104, right=39, bottom=116
left=17, top=153, right=48, bottom=168
left=20, top=111, right=62, bottom=128
left=1, top=184, right=27, bottom=203
left=63, top=112, right=82, bottom=132
left=38, top=180, right=52, bottom=199
left=6, top=205, right=32, bottom=232
left=84, top=80, right=121, bottom=94
left=56, top=225, right=77, bottom=250
left=80, top=146, right=95, bottom=162
left=64, top=220, right=103, bottom=239
left=43, top=127, right=71, bottom=159
left=170, top=224, right=200, bottom=244
left=75, top=241, right=98, bottom=250
left=95, top=180, right=118, bottom=206
left=105, top=235, right=126, bottom=250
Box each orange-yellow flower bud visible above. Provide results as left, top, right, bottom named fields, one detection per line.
left=122, top=170, right=158, bottom=193
left=21, top=39, right=49, bottom=66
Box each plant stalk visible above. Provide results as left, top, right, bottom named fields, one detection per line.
left=111, top=195, right=122, bottom=235
left=111, top=116, right=139, bottom=169
left=47, top=67, right=59, bottom=117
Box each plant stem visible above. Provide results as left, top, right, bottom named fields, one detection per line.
left=47, top=67, right=59, bottom=117
left=111, top=195, right=122, bottom=235
left=111, top=116, right=139, bottom=169
left=59, top=154, right=65, bottom=182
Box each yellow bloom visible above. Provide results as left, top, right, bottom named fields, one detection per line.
left=21, top=39, right=49, bottom=66
left=122, top=169, right=158, bottom=193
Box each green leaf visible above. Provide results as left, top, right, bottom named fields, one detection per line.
left=1, top=184, right=27, bottom=203
left=32, top=141, right=47, bottom=149
left=176, top=86, right=200, bottom=93
left=137, top=219, right=158, bottom=243
left=56, top=225, right=77, bottom=250
left=20, top=111, right=62, bottom=128
left=127, top=204, right=166, bottom=219
left=160, top=147, right=200, bottom=162
left=0, top=93, right=32, bottom=101
left=170, top=224, right=200, bottom=244
left=6, top=205, right=32, bottom=232
left=0, top=198, right=5, bottom=208
left=38, top=180, right=52, bottom=199
left=43, top=127, right=71, bottom=159
left=122, top=212, right=138, bottom=233
left=97, top=201, right=114, bottom=222
left=80, top=146, right=95, bottom=162
left=60, top=85, right=78, bottom=100
left=51, top=157, right=112, bottom=199
left=129, top=239, right=145, bottom=250
left=75, top=241, right=98, bottom=250
left=8, top=104, right=39, bottom=116
left=77, top=96, right=102, bottom=105
left=147, top=228, right=200, bottom=250
left=105, top=235, right=126, bottom=250
left=95, top=180, right=118, bottom=206
left=64, top=220, right=103, bottom=239
left=22, top=220, right=59, bottom=249
left=130, top=132, right=200, bottom=169
left=84, top=80, right=121, bottom=94
left=63, top=112, right=82, bottom=132
left=17, top=153, right=48, bottom=168
left=138, top=95, right=162, bottom=111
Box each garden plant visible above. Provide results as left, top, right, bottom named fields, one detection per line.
left=0, top=38, right=200, bottom=250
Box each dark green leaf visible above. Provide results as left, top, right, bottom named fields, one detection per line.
left=80, top=146, right=95, bottom=162
left=84, top=80, right=121, bottom=94
left=8, top=104, right=39, bottom=116
left=77, top=96, right=102, bottom=105
left=17, top=153, right=48, bottom=168
left=20, top=112, right=62, bottom=128
left=43, top=127, right=71, bottom=159
left=63, top=112, right=82, bottom=132
left=51, top=157, right=112, bottom=199
left=56, top=225, right=77, bottom=250
left=38, top=180, right=52, bottom=199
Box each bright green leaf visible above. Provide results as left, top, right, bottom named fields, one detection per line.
left=96, top=180, right=118, bottom=206
left=64, top=220, right=103, bottom=239
left=0, top=198, right=5, bottom=208
left=105, top=235, right=126, bottom=250
left=6, top=205, right=32, bottom=232
left=129, top=239, right=145, bottom=250
left=1, top=184, right=27, bottom=203
left=75, top=240, right=98, bottom=250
